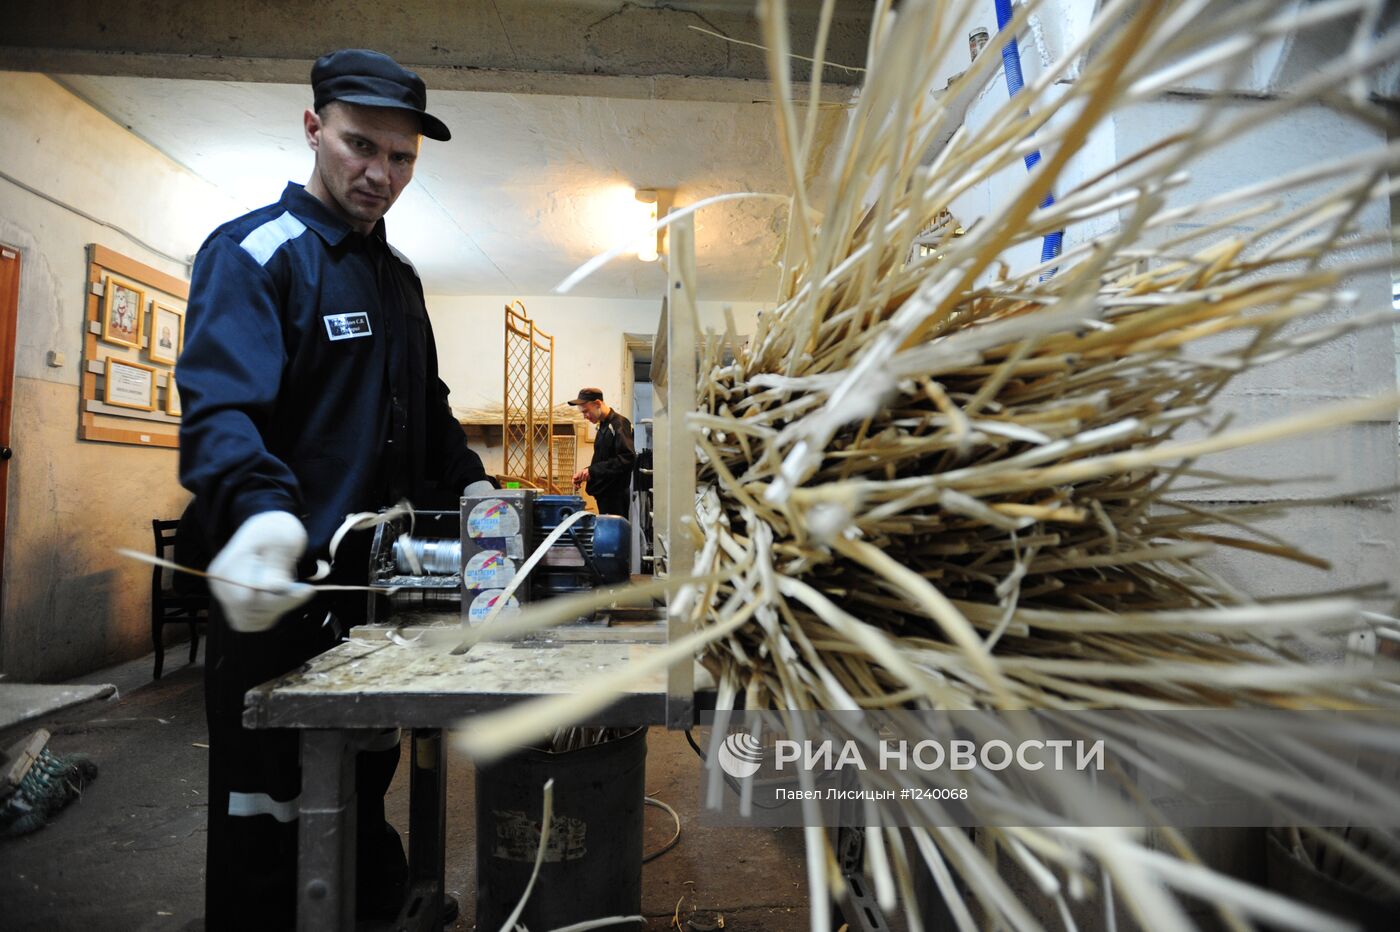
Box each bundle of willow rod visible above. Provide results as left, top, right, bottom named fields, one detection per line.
left=458, top=0, right=1400, bottom=929
left=546, top=727, right=624, bottom=754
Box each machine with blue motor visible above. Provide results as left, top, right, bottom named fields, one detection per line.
left=531, top=495, right=632, bottom=599
left=365, top=489, right=632, bottom=627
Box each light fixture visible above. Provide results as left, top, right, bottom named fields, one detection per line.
left=633, top=188, right=675, bottom=263
left=635, top=189, right=659, bottom=262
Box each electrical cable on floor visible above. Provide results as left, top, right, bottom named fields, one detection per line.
left=0, top=168, right=193, bottom=270
left=685, top=728, right=709, bottom=762
left=642, top=796, right=681, bottom=864
left=684, top=728, right=787, bottom=810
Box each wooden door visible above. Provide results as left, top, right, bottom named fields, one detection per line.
left=0, top=244, right=19, bottom=616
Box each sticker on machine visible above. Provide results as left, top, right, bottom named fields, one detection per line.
left=475, top=535, right=525, bottom=560
left=467, top=499, right=521, bottom=539
left=464, top=551, right=516, bottom=590
left=467, top=589, right=519, bottom=626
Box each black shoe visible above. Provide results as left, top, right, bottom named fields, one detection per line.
left=358, top=884, right=408, bottom=922
left=361, top=889, right=458, bottom=925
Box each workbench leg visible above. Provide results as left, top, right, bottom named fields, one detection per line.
left=401, top=728, right=446, bottom=929
left=297, top=729, right=357, bottom=932
left=834, top=823, right=896, bottom=932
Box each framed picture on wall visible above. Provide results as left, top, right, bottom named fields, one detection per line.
left=101, top=275, right=146, bottom=349
left=166, top=375, right=182, bottom=417
left=103, top=357, right=157, bottom=411
left=148, top=302, right=185, bottom=365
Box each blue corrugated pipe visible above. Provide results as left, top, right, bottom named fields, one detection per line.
left=994, top=0, right=1063, bottom=273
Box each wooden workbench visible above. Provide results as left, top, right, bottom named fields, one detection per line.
left=0, top=683, right=117, bottom=737
left=245, top=623, right=681, bottom=932
left=244, top=627, right=669, bottom=731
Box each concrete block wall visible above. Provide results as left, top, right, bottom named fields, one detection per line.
left=934, top=6, right=1399, bottom=617
left=923, top=4, right=1398, bottom=926
left=1112, top=100, right=1398, bottom=618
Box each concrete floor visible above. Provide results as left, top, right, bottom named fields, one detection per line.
left=0, top=649, right=822, bottom=931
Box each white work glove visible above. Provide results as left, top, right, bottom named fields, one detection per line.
left=464, top=479, right=496, bottom=497
left=208, top=511, right=316, bottom=633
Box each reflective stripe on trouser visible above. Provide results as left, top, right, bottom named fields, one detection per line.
left=228, top=790, right=299, bottom=822
left=204, top=601, right=406, bottom=931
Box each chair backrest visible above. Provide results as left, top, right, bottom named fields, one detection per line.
left=152, top=519, right=180, bottom=593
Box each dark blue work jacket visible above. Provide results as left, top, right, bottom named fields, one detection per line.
left=178, top=183, right=490, bottom=558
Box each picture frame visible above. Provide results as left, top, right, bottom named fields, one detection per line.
left=101, top=275, right=147, bottom=349
left=148, top=302, right=185, bottom=365
left=103, top=357, right=157, bottom=411
left=166, top=375, right=182, bottom=418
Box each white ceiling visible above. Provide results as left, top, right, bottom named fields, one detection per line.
left=57, top=75, right=847, bottom=301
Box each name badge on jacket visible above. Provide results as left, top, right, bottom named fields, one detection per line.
left=324, top=312, right=373, bottom=341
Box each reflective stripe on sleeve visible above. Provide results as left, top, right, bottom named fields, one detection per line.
left=239, top=211, right=308, bottom=266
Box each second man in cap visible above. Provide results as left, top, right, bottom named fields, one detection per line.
left=569, top=387, right=636, bottom=517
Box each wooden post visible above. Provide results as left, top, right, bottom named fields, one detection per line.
left=662, top=214, right=698, bottom=731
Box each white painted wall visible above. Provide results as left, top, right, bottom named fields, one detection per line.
left=0, top=72, right=244, bottom=680
left=428, top=292, right=762, bottom=413
left=431, top=291, right=754, bottom=409
left=427, top=292, right=763, bottom=477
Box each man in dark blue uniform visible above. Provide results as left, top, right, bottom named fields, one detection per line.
left=569, top=387, right=636, bottom=517
left=178, top=49, right=492, bottom=929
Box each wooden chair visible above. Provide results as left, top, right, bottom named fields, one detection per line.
left=151, top=518, right=209, bottom=679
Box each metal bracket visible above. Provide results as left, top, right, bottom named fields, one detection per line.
left=836, top=825, right=893, bottom=932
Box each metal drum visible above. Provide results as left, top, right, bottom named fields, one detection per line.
left=391, top=536, right=462, bottom=576
left=475, top=727, right=647, bottom=929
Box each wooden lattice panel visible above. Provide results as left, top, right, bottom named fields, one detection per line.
left=551, top=432, right=577, bottom=493
left=502, top=301, right=555, bottom=490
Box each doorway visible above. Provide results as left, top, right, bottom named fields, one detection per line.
left=622, top=333, right=654, bottom=575
left=0, top=244, right=20, bottom=645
